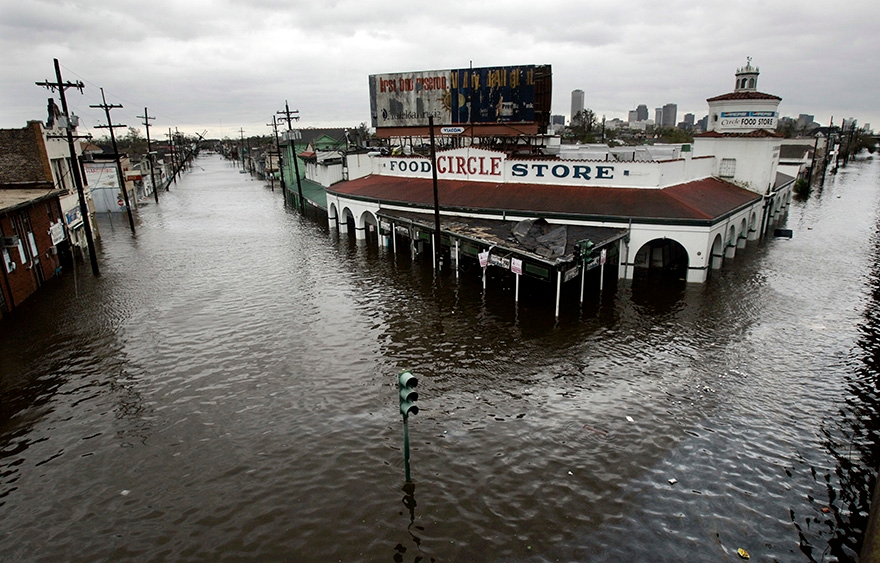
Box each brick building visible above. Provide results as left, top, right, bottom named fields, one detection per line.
left=0, top=121, right=67, bottom=316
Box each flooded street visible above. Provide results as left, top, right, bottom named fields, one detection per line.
left=2, top=153, right=880, bottom=562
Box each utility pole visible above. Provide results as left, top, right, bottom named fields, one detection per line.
left=137, top=108, right=159, bottom=203
left=277, top=101, right=304, bottom=211
left=91, top=88, right=135, bottom=234
left=428, top=116, right=441, bottom=270
left=268, top=116, right=288, bottom=202
left=36, top=58, right=100, bottom=276
left=239, top=128, right=246, bottom=170
left=167, top=128, right=176, bottom=187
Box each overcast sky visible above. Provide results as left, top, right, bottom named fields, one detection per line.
left=2, top=0, right=878, bottom=140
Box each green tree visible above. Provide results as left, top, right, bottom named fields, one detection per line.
left=657, top=127, right=694, bottom=144
left=568, top=109, right=598, bottom=142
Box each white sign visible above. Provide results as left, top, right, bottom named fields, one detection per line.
left=49, top=221, right=65, bottom=245
left=511, top=257, right=522, bottom=275
left=440, top=127, right=465, bottom=135
left=478, top=250, right=489, bottom=268
left=719, top=111, right=778, bottom=130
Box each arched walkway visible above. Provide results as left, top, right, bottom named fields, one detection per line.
left=632, top=238, right=689, bottom=280
left=710, top=234, right=724, bottom=270
left=339, top=207, right=355, bottom=234
left=360, top=210, right=379, bottom=243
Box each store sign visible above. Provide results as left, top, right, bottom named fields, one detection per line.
left=719, top=111, right=778, bottom=129
left=65, top=207, right=81, bottom=227
left=379, top=147, right=616, bottom=184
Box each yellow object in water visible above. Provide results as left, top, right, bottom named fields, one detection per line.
left=737, top=547, right=750, bottom=559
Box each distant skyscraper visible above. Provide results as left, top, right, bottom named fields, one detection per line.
left=655, top=108, right=663, bottom=126
left=628, top=110, right=638, bottom=124
left=697, top=115, right=709, bottom=131
left=571, top=89, right=585, bottom=123
left=684, top=113, right=695, bottom=126
left=636, top=104, right=648, bottom=122
left=662, top=103, right=677, bottom=128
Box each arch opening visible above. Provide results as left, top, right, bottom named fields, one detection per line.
left=633, top=238, right=689, bottom=280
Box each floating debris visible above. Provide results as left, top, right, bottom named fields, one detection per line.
left=737, top=547, right=750, bottom=559
left=668, top=478, right=678, bottom=485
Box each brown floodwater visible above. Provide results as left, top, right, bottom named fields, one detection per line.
left=1, top=153, right=880, bottom=562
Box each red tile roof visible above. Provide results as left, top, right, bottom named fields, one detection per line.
left=328, top=175, right=760, bottom=223
left=707, top=91, right=782, bottom=102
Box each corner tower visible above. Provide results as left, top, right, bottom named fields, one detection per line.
left=693, top=59, right=786, bottom=195
left=705, top=58, right=781, bottom=133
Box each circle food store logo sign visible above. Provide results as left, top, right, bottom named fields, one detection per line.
left=719, top=111, right=778, bottom=129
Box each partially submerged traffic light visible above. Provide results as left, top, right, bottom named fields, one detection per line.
left=398, top=370, right=419, bottom=417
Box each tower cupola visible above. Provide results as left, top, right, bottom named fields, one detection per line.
left=734, top=57, right=760, bottom=92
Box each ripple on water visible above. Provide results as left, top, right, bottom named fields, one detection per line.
left=2, top=156, right=880, bottom=561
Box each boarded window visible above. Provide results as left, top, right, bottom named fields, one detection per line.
left=720, top=158, right=736, bottom=178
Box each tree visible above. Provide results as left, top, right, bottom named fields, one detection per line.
left=656, top=127, right=694, bottom=144
left=568, top=109, right=598, bottom=142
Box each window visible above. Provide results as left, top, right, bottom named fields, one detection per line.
left=720, top=158, right=736, bottom=178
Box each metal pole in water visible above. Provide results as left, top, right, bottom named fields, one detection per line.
left=403, top=415, right=411, bottom=483
left=555, top=270, right=562, bottom=318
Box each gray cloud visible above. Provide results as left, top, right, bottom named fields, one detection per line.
left=2, top=0, right=878, bottom=138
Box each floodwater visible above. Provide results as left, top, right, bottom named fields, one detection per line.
left=2, top=153, right=880, bottom=562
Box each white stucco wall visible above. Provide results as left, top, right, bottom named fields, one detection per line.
left=707, top=98, right=781, bottom=133
left=693, top=137, right=780, bottom=194
left=326, top=190, right=767, bottom=283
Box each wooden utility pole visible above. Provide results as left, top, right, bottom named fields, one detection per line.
left=36, top=58, right=100, bottom=276
left=137, top=108, right=159, bottom=203
left=428, top=115, right=441, bottom=269
left=166, top=128, right=177, bottom=187
left=238, top=128, right=246, bottom=170
left=267, top=116, right=288, bottom=202
left=91, top=88, right=135, bottom=234
left=277, top=101, right=304, bottom=211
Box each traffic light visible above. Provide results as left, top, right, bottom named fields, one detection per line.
left=576, top=239, right=594, bottom=259
left=398, top=370, right=419, bottom=417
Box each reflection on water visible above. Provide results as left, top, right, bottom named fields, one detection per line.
left=1, top=154, right=880, bottom=562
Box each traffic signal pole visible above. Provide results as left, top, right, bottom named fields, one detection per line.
left=398, top=370, right=419, bottom=482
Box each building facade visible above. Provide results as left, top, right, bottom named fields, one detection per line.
left=316, top=61, right=793, bottom=312
left=0, top=122, right=67, bottom=316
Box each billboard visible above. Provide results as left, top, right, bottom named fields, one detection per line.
left=370, top=65, right=546, bottom=129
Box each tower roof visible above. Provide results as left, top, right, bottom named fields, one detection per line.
left=707, top=91, right=782, bottom=102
